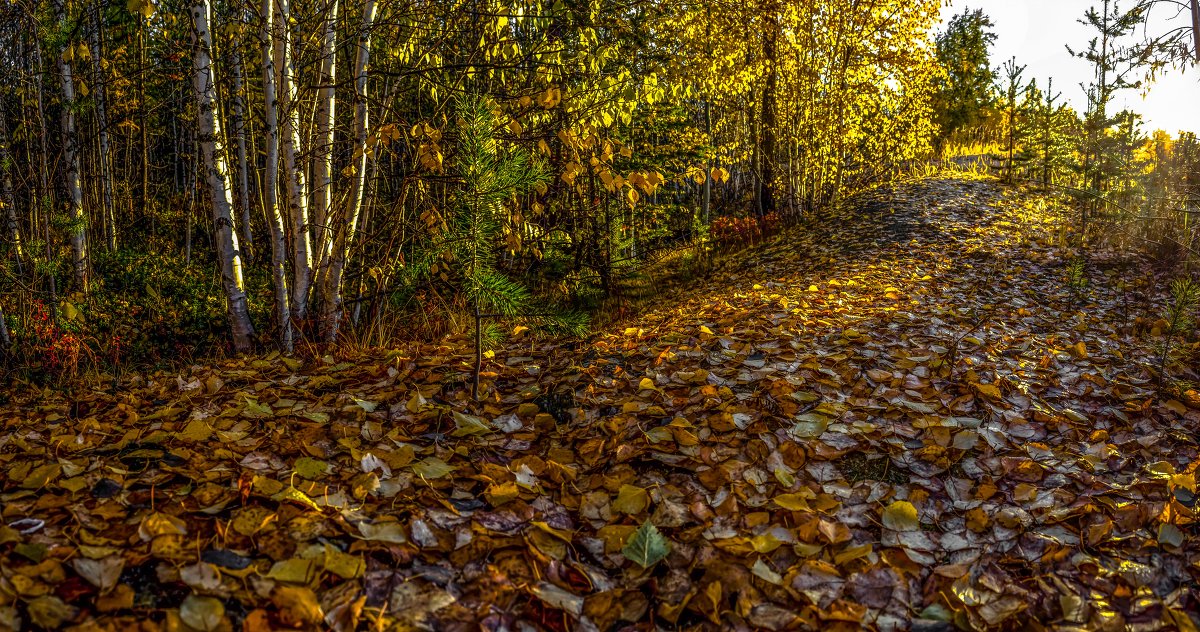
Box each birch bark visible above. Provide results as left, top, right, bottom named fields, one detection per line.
left=54, top=0, right=89, bottom=290
left=192, top=0, right=255, bottom=351
left=262, top=0, right=292, bottom=351
left=321, top=0, right=375, bottom=341
left=274, top=0, right=312, bottom=327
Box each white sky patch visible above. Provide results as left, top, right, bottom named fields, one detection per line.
left=942, top=0, right=1199, bottom=134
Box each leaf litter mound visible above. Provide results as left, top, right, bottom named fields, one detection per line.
left=2, top=176, right=1199, bottom=631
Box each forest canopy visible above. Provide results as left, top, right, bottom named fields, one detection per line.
left=0, top=0, right=1194, bottom=372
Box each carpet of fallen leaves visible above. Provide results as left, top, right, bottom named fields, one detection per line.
left=2, top=177, right=1200, bottom=632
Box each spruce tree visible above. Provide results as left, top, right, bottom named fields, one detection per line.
left=1069, top=0, right=1146, bottom=247
left=996, top=57, right=1030, bottom=183
left=1020, top=79, right=1078, bottom=190
left=932, top=9, right=998, bottom=153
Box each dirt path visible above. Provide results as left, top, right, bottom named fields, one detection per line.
left=1, top=176, right=1197, bottom=631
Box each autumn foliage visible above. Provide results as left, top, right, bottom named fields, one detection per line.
left=0, top=178, right=1197, bottom=630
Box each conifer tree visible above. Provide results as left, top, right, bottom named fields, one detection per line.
left=443, top=96, right=584, bottom=398
left=996, top=57, right=1030, bottom=183
left=932, top=9, right=998, bottom=152
left=1020, top=79, right=1078, bottom=190
left=1070, top=0, right=1146, bottom=246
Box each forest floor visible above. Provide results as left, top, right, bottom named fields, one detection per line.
left=2, top=176, right=1199, bottom=631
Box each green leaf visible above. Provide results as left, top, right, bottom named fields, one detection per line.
left=622, top=520, right=671, bottom=568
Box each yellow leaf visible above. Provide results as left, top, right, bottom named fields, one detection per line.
left=613, top=484, right=649, bottom=514
left=638, top=377, right=657, bottom=391
left=272, top=486, right=321, bottom=511
left=750, top=533, right=782, bottom=553
left=965, top=507, right=990, bottom=532
left=973, top=382, right=1002, bottom=400
left=834, top=543, right=873, bottom=565
left=1070, top=341, right=1088, bottom=359
left=322, top=544, right=364, bottom=579
left=773, top=493, right=811, bottom=511
left=881, top=500, right=919, bottom=531
left=138, top=512, right=187, bottom=541
left=270, top=585, right=323, bottom=626
left=484, top=480, right=520, bottom=506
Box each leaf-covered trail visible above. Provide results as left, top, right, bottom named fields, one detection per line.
left=3, top=176, right=1199, bottom=631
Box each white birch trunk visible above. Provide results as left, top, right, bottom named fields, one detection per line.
left=321, top=0, right=375, bottom=341
left=312, top=0, right=337, bottom=292
left=262, top=0, right=292, bottom=351
left=192, top=0, right=255, bottom=352
left=55, top=0, right=89, bottom=290
left=275, top=0, right=312, bottom=327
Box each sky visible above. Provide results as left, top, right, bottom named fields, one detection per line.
left=944, top=0, right=1199, bottom=135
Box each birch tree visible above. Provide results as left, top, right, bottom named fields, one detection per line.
left=274, top=0, right=312, bottom=328
left=228, top=19, right=254, bottom=262
left=262, top=0, right=291, bottom=351
left=320, top=0, right=375, bottom=341
left=312, top=0, right=338, bottom=291
left=192, top=0, right=255, bottom=351
left=54, top=0, right=88, bottom=290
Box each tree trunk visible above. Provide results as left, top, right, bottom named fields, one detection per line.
left=139, top=12, right=149, bottom=213
left=1191, top=0, right=1199, bottom=63
left=88, top=0, right=116, bottom=252
left=229, top=33, right=255, bottom=262
left=758, top=7, right=777, bottom=217
left=321, top=0, right=376, bottom=342
left=262, top=0, right=292, bottom=352
left=311, top=0, right=338, bottom=293
left=31, top=29, right=59, bottom=311
left=275, top=0, right=312, bottom=329
left=55, top=0, right=89, bottom=291
left=701, top=100, right=711, bottom=226
left=0, top=95, right=24, bottom=269
left=191, top=0, right=255, bottom=352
